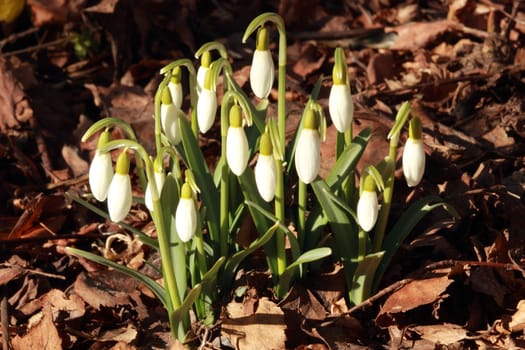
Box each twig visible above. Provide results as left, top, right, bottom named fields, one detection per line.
left=0, top=27, right=39, bottom=51
left=319, top=278, right=414, bottom=327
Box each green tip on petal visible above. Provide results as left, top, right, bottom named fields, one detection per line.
left=229, top=104, right=243, bottom=128
left=115, top=150, right=130, bottom=175
left=409, top=116, right=422, bottom=140
left=161, top=86, right=172, bottom=105
left=303, top=108, right=318, bottom=130
left=363, top=175, right=376, bottom=192
left=259, top=132, right=273, bottom=156
left=171, top=66, right=181, bottom=83
left=181, top=182, right=193, bottom=199
left=256, top=26, right=270, bottom=51
left=97, top=130, right=111, bottom=149
left=201, top=51, right=211, bottom=68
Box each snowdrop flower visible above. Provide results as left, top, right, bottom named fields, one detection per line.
left=107, top=150, right=132, bottom=222
left=175, top=182, right=197, bottom=242
left=89, top=130, right=114, bottom=201
left=168, top=66, right=183, bottom=109
left=196, top=69, right=217, bottom=134
left=196, top=51, right=211, bottom=95
left=295, top=108, right=320, bottom=184
left=357, top=176, right=379, bottom=232
left=160, top=86, right=182, bottom=145
left=255, top=132, right=277, bottom=202
left=226, top=104, right=249, bottom=176
left=250, top=26, right=274, bottom=99
left=328, top=48, right=354, bottom=133
left=144, top=156, right=165, bottom=212
left=402, top=116, right=426, bottom=187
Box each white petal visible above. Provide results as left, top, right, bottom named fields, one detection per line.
left=168, top=81, right=183, bottom=109
left=402, top=138, right=426, bottom=187
left=196, top=66, right=209, bottom=94
left=161, top=103, right=182, bottom=145
left=89, top=150, right=114, bottom=201
left=226, top=126, right=249, bottom=176
left=145, top=171, right=165, bottom=211
left=357, top=190, right=379, bottom=232
left=250, top=50, right=274, bottom=99
left=294, top=129, right=320, bottom=184
left=255, top=154, right=277, bottom=202
left=197, top=88, right=217, bottom=134
left=107, top=173, right=132, bottom=222
left=175, top=198, right=197, bottom=242
left=328, top=84, right=354, bottom=133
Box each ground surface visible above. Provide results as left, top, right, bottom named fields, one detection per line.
left=1, top=0, right=525, bottom=349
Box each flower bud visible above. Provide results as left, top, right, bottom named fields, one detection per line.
left=226, top=104, right=249, bottom=176
left=168, top=66, right=183, bottom=109
left=175, top=182, right=197, bottom=242
left=145, top=156, right=165, bottom=212
left=329, top=48, right=354, bottom=133
left=196, top=51, right=211, bottom=94
left=295, top=109, right=320, bottom=184
left=89, top=130, right=114, bottom=201
left=107, top=150, right=132, bottom=222
left=255, top=132, right=277, bottom=202
left=196, top=70, right=217, bottom=134
left=402, top=116, right=425, bottom=187
left=161, top=86, right=182, bottom=145
left=357, top=176, right=379, bottom=232
left=249, top=27, right=274, bottom=99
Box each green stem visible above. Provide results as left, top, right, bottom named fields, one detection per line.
left=297, top=180, right=306, bottom=251
left=219, top=97, right=232, bottom=258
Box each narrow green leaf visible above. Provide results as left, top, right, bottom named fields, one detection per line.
left=373, top=196, right=458, bottom=291
left=66, top=247, right=166, bottom=307
left=349, top=251, right=384, bottom=305
left=171, top=283, right=202, bottom=338
left=201, top=256, right=226, bottom=296
left=387, top=101, right=411, bottom=140
left=278, top=247, right=332, bottom=293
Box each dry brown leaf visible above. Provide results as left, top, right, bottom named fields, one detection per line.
left=11, top=303, right=63, bottom=350
left=413, top=323, right=469, bottom=345
left=376, top=275, right=453, bottom=328
left=222, top=297, right=286, bottom=350
left=0, top=58, right=32, bottom=132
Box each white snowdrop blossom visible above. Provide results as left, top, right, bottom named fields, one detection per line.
left=168, top=67, right=183, bottom=109
left=145, top=165, right=165, bottom=212
left=357, top=189, right=379, bottom=232
left=226, top=105, right=249, bottom=176
left=175, top=183, right=197, bottom=242
left=89, top=130, right=113, bottom=201
left=197, top=86, right=217, bottom=134
left=107, top=151, right=132, bottom=223
left=160, top=94, right=183, bottom=145
left=329, top=84, right=354, bottom=133
left=250, top=27, right=274, bottom=99
left=295, top=109, right=320, bottom=184
left=196, top=51, right=211, bottom=94
left=402, top=116, right=426, bottom=187
left=254, top=133, right=277, bottom=202
left=329, top=47, right=354, bottom=133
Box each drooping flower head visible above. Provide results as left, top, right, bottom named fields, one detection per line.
left=168, top=66, right=183, bottom=109
left=175, top=182, right=198, bottom=243
left=107, top=150, right=132, bottom=223
left=196, top=68, right=217, bottom=134
left=402, top=116, right=425, bottom=187
left=250, top=26, right=274, bottom=99
left=89, top=130, right=114, bottom=201
left=196, top=50, right=211, bottom=95
left=226, top=104, right=249, bottom=176
left=145, top=155, right=165, bottom=212
left=160, top=85, right=182, bottom=145
left=357, top=175, right=379, bottom=232
left=295, top=108, right=320, bottom=184
left=255, top=132, right=277, bottom=202
left=328, top=47, right=354, bottom=133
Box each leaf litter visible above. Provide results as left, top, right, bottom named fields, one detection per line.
left=1, top=0, right=525, bottom=348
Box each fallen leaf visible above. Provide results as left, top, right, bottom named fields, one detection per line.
left=11, top=303, right=63, bottom=350
left=222, top=297, right=286, bottom=350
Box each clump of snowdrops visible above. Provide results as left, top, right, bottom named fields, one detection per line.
left=67, top=12, right=456, bottom=344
